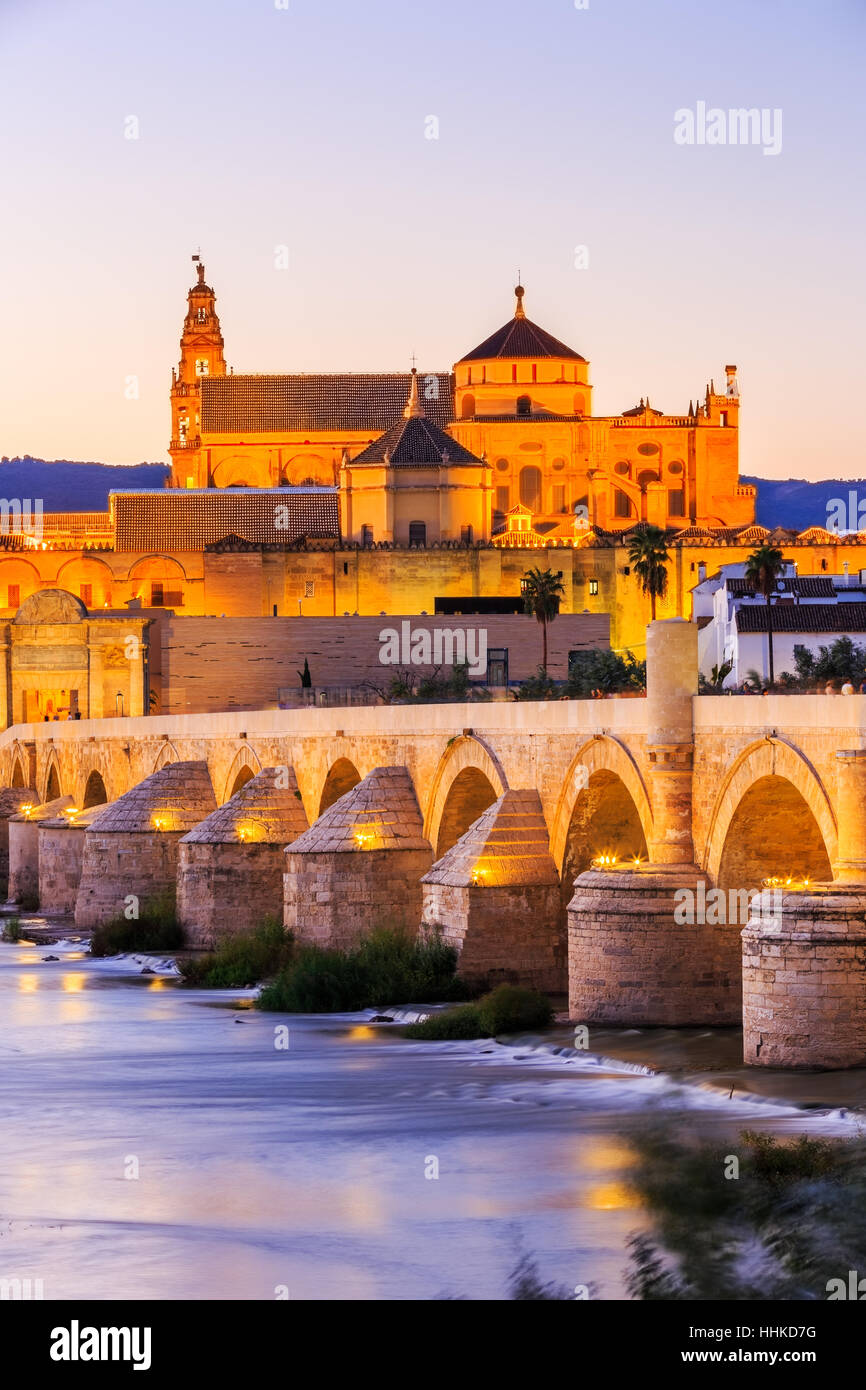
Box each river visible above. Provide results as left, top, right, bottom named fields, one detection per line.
left=1, top=935, right=862, bottom=1301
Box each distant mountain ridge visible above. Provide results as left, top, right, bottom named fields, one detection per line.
left=0, top=458, right=170, bottom=510
left=0, top=459, right=852, bottom=531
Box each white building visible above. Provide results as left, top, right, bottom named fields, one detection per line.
left=693, top=563, right=866, bottom=687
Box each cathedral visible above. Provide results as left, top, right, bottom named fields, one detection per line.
left=169, top=258, right=755, bottom=540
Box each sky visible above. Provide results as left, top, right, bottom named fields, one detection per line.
left=0, top=0, right=864, bottom=478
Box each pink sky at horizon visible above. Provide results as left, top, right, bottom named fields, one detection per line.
left=1, top=0, right=864, bottom=480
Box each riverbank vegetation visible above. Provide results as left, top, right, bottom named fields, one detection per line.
left=403, top=984, right=553, bottom=1039
left=624, top=1125, right=866, bottom=1300
left=257, top=929, right=468, bottom=1012
left=178, top=918, right=294, bottom=988
left=89, top=896, right=184, bottom=956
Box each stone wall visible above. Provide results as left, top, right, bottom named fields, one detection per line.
left=422, top=880, right=565, bottom=992
left=284, top=846, right=433, bottom=949
left=7, top=796, right=74, bottom=905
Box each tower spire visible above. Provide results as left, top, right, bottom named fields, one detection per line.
left=514, top=282, right=526, bottom=320
left=403, top=366, right=425, bottom=419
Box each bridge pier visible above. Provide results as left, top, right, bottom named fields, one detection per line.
left=74, top=762, right=216, bottom=929
left=743, top=749, right=866, bottom=1068
left=38, top=802, right=113, bottom=917
left=283, top=766, right=432, bottom=949
left=567, top=620, right=741, bottom=1023
left=177, top=767, right=308, bottom=948
left=0, top=787, right=37, bottom=892
left=420, top=790, right=565, bottom=992
left=7, top=795, right=74, bottom=907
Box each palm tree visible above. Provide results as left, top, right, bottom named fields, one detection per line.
left=627, top=524, right=670, bottom=621
left=744, top=543, right=785, bottom=687
left=522, top=567, right=565, bottom=674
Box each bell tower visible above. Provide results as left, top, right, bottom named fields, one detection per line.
left=169, top=255, right=227, bottom=487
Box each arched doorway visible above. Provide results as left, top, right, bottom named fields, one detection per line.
left=318, top=758, right=361, bottom=816
left=716, top=775, right=832, bottom=890
left=435, top=766, right=498, bottom=858
left=82, top=770, right=108, bottom=808
left=45, top=765, right=61, bottom=802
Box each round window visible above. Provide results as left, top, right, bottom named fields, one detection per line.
left=552, top=457, right=566, bottom=472
left=638, top=442, right=659, bottom=456
left=614, top=460, right=630, bottom=476
left=495, top=458, right=509, bottom=472
left=669, top=460, right=683, bottom=475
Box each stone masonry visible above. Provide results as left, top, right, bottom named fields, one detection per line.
left=177, top=766, right=309, bottom=947
left=284, top=766, right=432, bottom=948
left=421, top=790, right=565, bottom=991
left=75, top=761, right=216, bottom=928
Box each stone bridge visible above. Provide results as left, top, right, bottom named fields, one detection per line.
left=2, top=619, right=865, bottom=1070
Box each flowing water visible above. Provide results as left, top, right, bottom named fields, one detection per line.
left=1, top=933, right=863, bottom=1301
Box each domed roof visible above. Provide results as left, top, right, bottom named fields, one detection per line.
left=458, top=286, right=586, bottom=364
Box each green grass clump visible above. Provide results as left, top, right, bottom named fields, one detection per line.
left=90, top=895, right=184, bottom=957
left=257, top=928, right=466, bottom=1013
left=2, top=917, right=22, bottom=943
left=404, top=984, right=553, bottom=1040
left=179, top=918, right=293, bottom=988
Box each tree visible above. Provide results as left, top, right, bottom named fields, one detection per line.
left=522, top=567, right=565, bottom=674
left=627, top=525, right=670, bottom=621
left=297, top=657, right=312, bottom=689
left=744, top=543, right=785, bottom=687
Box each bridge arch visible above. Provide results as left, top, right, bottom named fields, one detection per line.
left=703, top=737, right=836, bottom=885
left=550, top=735, right=653, bottom=877
left=43, top=749, right=62, bottom=803
left=424, top=735, right=508, bottom=858
left=9, top=744, right=28, bottom=789
left=222, top=745, right=263, bottom=803
left=82, top=769, right=108, bottom=808
left=318, top=757, right=362, bottom=816
left=153, top=740, right=181, bottom=773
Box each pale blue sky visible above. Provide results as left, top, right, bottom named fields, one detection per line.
left=0, top=0, right=863, bottom=477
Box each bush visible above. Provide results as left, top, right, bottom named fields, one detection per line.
left=403, top=1003, right=484, bottom=1039
left=625, top=1124, right=866, bottom=1301
left=567, top=648, right=646, bottom=698
left=404, top=984, right=553, bottom=1040
left=2, top=917, right=22, bottom=943
left=514, top=667, right=558, bottom=701
left=257, top=928, right=467, bottom=1013
left=90, top=895, right=184, bottom=957
left=179, top=918, right=293, bottom=988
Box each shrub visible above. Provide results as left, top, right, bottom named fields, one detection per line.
left=179, top=918, right=293, bottom=988
left=90, top=894, right=184, bottom=957
left=567, top=648, right=646, bottom=698
left=403, top=1004, right=484, bottom=1040
left=257, top=928, right=466, bottom=1013
left=477, top=983, right=554, bottom=1033
left=514, top=667, right=558, bottom=701
left=404, top=984, right=553, bottom=1040
left=2, top=917, right=22, bottom=943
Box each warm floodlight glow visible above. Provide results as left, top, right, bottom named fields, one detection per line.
left=592, top=853, right=618, bottom=868
left=62, top=806, right=80, bottom=823
left=761, top=874, right=811, bottom=891
left=20, top=804, right=34, bottom=820
left=152, top=813, right=172, bottom=832
left=354, top=828, right=374, bottom=849
left=471, top=867, right=486, bottom=886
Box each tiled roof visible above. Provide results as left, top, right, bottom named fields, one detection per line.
left=736, top=603, right=866, bottom=634
left=286, top=767, right=429, bottom=854
left=200, top=373, right=454, bottom=434
left=112, top=489, right=339, bottom=549
left=728, top=576, right=837, bottom=598
left=421, top=791, right=559, bottom=888
left=90, top=762, right=216, bottom=833
left=458, top=316, right=585, bottom=364
left=181, top=767, right=309, bottom=845
left=351, top=415, right=484, bottom=467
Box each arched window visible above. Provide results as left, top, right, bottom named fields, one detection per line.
left=614, top=489, right=634, bottom=518
left=519, top=466, right=542, bottom=511
left=461, top=394, right=475, bottom=419
left=408, top=522, right=427, bottom=547
left=83, top=770, right=107, bottom=808
left=516, top=395, right=531, bottom=417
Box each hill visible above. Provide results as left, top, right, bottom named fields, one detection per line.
left=0, top=457, right=170, bottom=511
left=744, top=475, right=861, bottom=533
